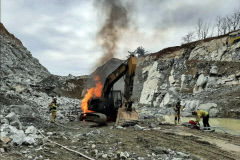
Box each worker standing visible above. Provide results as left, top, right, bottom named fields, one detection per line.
left=174, top=101, right=183, bottom=125
left=192, top=109, right=210, bottom=129
left=49, top=97, right=58, bottom=123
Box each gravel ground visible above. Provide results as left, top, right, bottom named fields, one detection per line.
left=1, top=118, right=240, bottom=160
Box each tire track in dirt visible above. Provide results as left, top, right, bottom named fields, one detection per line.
left=130, top=129, right=239, bottom=160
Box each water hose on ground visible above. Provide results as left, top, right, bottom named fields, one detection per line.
left=37, top=130, right=95, bottom=160
left=204, top=126, right=240, bottom=136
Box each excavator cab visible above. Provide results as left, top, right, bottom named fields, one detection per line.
left=86, top=90, right=122, bottom=121
left=109, top=90, right=123, bottom=110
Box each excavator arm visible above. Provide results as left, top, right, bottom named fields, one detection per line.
left=102, top=55, right=136, bottom=100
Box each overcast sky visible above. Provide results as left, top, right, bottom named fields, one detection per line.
left=1, top=0, right=239, bottom=76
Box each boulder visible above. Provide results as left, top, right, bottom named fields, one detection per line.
left=25, top=126, right=37, bottom=135
left=159, top=93, right=177, bottom=108
left=23, top=136, right=36, bottom=145
left=6, top=112, right=22, bottom=129
left=10, top=105, right=33, bottom=116
left=10, top=121, right=22, bottom=130
left=1, top=119, right=9, bottom=125
left=6, top=112, right=18, bottom=122
left=206, top=77, right=217, bottom=88
left=0, top=124, right=39, bottom=145
left=196, top=74, right=208, bottom=87
left=0, top=124, right=28, bottom=145
left=12, top=129, right=26, bottom=145
left=181, top=100, right=200, bottom=116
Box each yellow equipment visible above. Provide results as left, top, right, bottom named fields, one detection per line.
left=81, top=55, right=139, bottom=125
left=227, top=30, right=240, bottom=45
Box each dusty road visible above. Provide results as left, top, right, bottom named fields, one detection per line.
left=2, top=120, right=240, bottom=160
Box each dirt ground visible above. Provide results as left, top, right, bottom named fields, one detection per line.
left=1, top=119, right=240, bottom=160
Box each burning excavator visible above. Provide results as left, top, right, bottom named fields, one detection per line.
left=80, top=55, right=139, bottom=125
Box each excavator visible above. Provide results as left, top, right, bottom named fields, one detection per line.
left=80, top=54, right=139, bottom=125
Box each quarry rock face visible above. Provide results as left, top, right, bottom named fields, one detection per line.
left=1, top=21, right=240, bottom=124
left=134, top=36, right=240, bottom=118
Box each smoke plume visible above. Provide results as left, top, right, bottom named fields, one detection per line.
left=94, top=0, right=130, bottom=67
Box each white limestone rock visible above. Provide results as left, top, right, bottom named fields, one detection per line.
left=6, top=112, right=22, bottom=129
left=140, top=62, right=161, bottom=105
left=10, top=105, right=33, bottom=116
left=6, top=112, right=18, bottom=122
left=181, top=100, right=200, bottom=116
left=12, top=130, right=26, bottom=145
left=23, top=136, right=36, bottom=145
left=25, top=126, right=37, bottom=135
left=196, top=74, right=208, bottom=87
left=159, top=92, right=177, bottom=109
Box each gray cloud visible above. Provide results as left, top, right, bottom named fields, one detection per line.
left=2, top=0, right=99, bottom=76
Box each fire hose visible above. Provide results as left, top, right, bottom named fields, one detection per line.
left=203, top=126, right=240, bottom=136
left=20, top=114, right=94, bottom=159
left=37, top=130, right=95, bottom=160
left=183, top=122, right=240, bottom=136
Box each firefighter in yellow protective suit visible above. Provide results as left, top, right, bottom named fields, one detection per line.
left=49, top=98, right=58, bottom=123
left=192, top=109, right=210, bottom=129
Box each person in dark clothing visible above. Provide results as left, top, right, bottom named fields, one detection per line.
left=174, top=101, right=183, bottom=124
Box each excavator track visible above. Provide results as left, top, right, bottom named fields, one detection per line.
left=80, top=112, right=107, bottom=125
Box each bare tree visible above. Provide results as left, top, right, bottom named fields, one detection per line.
left=220, top=17, right=228, bottom=34
left=202, top=22, right=210, bottom=39
left=196, top=18, right=203, bottom=40
left=182, top=32, right=195, bottom=44
left=230, top=11, right=240, bottom=30
left=216, top=16, right=222, bottom=36
left=226, top=16, right=233, bottom=33
left=208, top=25, right=215, bottom=37
left=196, top=18, right=210, bottom=40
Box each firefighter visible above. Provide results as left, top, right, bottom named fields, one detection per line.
left=49, top=97, right=58, bottom=123
left=174, top=101, right=183, bottom=124
left=192, top=109, right=210, bottom=129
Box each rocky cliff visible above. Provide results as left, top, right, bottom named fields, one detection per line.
left=0, top=22, right=50, bottom=107
left=133, top=34, right=240, bottom=118
left=0, top=23, right=50, bottom=91
left=0, top=23, right=80, bottom=125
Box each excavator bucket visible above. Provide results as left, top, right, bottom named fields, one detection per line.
left=115, top=107, right=139, bottom=126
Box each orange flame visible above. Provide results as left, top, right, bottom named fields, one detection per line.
left=81, top=75, right=103, bottom=113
